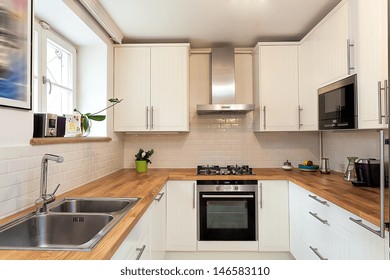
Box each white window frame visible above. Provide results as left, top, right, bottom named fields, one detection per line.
left=33, top=19, right=77, bottom=114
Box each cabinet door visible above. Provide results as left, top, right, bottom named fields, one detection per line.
left=355, top=0, right=388, bottom=129
left=111, top=208, right=151, bottom=260
left=114, top=46, right=151, bottom=131
left=259, top=45, right=299, bottom=131
left=298, top=33, right=318, bottom=131
left=315, top=1, right=351, bottom=87
left=150, top=46, right=189, bottom=132
left=151, top=185, right=167, bottom=260
left=166, top=180, right=197, bottom=251
left=258, top=181, right=290, bottom=251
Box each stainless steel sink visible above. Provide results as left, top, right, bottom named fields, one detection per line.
left=0, top=197, right=140, bottom=251
left=49, top=197, right=139, bottom=213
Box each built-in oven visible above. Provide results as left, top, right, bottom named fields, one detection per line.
left=197, top=180, right=257, bottom=241
left=318, top=74, right=358, bottom=130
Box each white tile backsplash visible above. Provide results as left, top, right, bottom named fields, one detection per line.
left=322, top=130, right=384, bottom=173
left=124, top=109, right=320, bottom=168
left=0, top=140, right=124, bottom=219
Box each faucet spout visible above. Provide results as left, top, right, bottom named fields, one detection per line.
left=36, top=154, right=64, bottom=214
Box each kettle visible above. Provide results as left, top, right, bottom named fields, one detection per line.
left=352, top=159, right=380, bottom=187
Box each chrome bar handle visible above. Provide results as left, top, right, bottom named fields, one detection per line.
left=146, top=106, right=149, bottom=129
left=347, top=39, right=354, bottom=75
left=378, top=81, right=386, bottom=124
left=298, top=106, right=303, bottom=127
left=135, top=245, right=146, bottom=260
left=193, top=183, right=196, bottom=209
left=309, top=211, right=329, bottom=225
left=309, top=246, right=328, bottom=260
left=202, top=195, right=254, bottom=198
left=385, top=80, right=389, bottom=124
left=308, top=194, right=329, bottom=206
left=379, top=130, right=385, bottom=238
left=154, top=192, right=165, bottom=202
left=259, top=183, right=263, bottom=209
left=263, top=106, right=266, bottom=130
left=151, top=106, right=154, bottom=130
left=349, top=217, right=382, bottom=237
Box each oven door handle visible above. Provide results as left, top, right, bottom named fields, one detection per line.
left=202, top=194, right=254, bottom=198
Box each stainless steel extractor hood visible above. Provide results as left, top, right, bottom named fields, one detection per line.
left=196, top=47, right=255, bottom=114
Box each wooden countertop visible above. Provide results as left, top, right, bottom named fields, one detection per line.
left=0, top=168, right=388, bottom=260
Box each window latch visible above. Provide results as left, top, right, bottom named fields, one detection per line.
left=42, top=76, right=52, bottom=95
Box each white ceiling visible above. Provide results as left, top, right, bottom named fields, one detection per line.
left=98, top=0, right=342, bottom=47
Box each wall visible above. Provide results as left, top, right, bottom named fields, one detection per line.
left=322, top=130, right=384, bottom=173
left=0, top=1, right=123, bottom=219
left=123, top=52, right=320, bottom=168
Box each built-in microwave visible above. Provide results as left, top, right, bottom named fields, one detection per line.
left=318, top=74, right=357, bottom=130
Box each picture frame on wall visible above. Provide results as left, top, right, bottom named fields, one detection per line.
left=0, top=0, right=33, bottom=110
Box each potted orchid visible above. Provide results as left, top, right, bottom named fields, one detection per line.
left=134, top=148, right=154, bottom=173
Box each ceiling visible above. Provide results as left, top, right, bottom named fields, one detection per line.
left=98, top=0, right=342, bottom=48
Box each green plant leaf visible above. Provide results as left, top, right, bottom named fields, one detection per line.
left=88, top=115, right=106, bottom=121
left=82, top=116, right=90, bottom=131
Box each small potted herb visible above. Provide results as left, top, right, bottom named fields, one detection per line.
left=135, top=149, right=154, bottom=173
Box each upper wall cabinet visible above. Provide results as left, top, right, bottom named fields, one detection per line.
left=114, top=44, right=190, bottom=132
left=298, top=32, right=318, bottom=131
left=253, top=43, right=299, bottom=132
left=315, top=0, right=353, bottom=88
left=352, top=0, right=388, bottom=129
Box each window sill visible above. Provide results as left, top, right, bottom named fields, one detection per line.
left=30, top=137, right=112, bottom=145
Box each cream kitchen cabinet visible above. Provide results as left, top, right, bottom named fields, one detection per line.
left=258, top=181, right=290, bottom=251
left=166, top=180, right=197, bottom=251
left=111, top=207, right=151, bottom=260
left=151, top=184, right=167, bottom=259
left=353, top=0, right=388, bottom=129
left=298, top=32, right=318, bottom=131
left=114, top=44, right=189, bottom=132
left=253, top=43, right=299, bottom=132
left=315, top=0, right=353, bottom=88
left=289, top=182, right=385, bottom=260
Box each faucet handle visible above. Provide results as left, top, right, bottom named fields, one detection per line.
left=51, top=184, right=61, bottom=196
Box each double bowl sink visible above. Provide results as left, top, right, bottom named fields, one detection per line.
left=0, top=197, right=140, bottom=251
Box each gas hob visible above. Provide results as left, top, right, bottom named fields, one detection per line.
left=196, top=165, right=255, bottom=175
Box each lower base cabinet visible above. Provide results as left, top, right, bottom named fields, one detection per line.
left=289, top=182, right=385, bottom=260
left=111, top=208, right=151, bottom=260
left=151, top=184, right=167, bottom=259
left=258, top=180, right=290, bottom=251
left=166, top=180, right=197, bottom=251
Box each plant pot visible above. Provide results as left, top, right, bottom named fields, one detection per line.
left=135, top=160, right=148, bottom=173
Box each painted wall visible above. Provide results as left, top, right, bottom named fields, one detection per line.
left=0, top=1, right=123, bottom=219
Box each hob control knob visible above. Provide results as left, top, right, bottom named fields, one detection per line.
left=235, top=185, right=239, bottom=191
left=216, top=185, right=221, bottom=191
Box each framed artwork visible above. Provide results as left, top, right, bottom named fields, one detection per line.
left=0, top=0, right=32, bottom=110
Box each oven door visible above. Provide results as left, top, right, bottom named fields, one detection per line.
left=198, top=192, right=256, bottom=241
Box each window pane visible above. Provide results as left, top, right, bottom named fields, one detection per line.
left=46, top=84, right=72, bottom=115
left=46, top=39, right=72, bottom=89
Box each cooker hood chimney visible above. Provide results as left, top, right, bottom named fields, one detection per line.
left=196, top=46, right=255, bottom=114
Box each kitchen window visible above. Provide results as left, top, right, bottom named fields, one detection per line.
left=33, top=20, right=76, bottom=115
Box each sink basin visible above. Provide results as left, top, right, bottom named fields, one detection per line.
left=0, top=197, right=141, bottom=251
left=0, top=213, right=113, bottom=250
left=49, top=197, right=140, bottom=213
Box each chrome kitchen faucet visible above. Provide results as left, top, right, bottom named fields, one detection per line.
left=35, top=154, right=64, bottom=214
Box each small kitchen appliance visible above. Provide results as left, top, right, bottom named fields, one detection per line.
left=33, top=113, right=58, bottom=137
left=352, top=159, right=381, bottom=187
